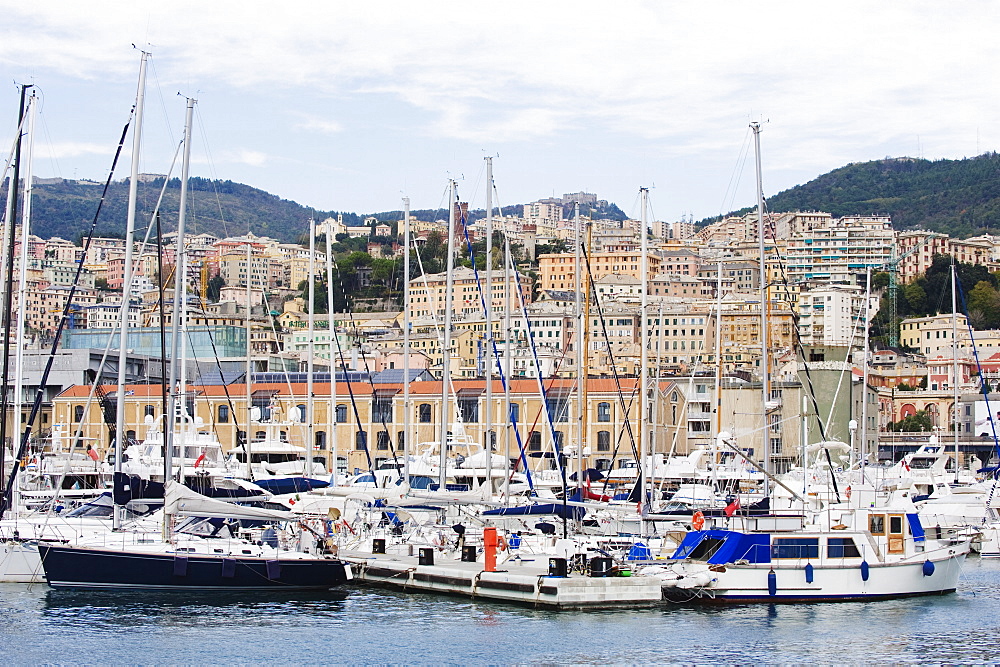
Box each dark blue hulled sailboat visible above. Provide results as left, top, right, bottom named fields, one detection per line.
left=38, top=481, right=351, bottom=590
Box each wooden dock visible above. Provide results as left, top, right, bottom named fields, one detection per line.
left=340, top=549, right=664, bottom=609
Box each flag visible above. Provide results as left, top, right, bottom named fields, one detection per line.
left=902, top=459, right=911, bottom=472
left=725, top=497, right=741, bottom=517
left=194, top=452, right=206, bottom=468
left=87, top=447, right=100, bottom=462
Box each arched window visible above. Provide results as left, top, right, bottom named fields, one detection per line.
left=356, top=431, right=368, bottom=451
left=144, top=405, right=155, bottom=417
left=418, top=403, right=432, bottom=423
left=597, top=430, right=611, bottom=451
left=74, top=405, right=84, bottom=422
left=315, top=430, right=327, bottom=450
left=218, top=405, right=230, bottom=423
left=528, top=431, right=542, bottom=451
left=296, top=404, right=307, bottom=421
left=376, top=431, right=390, bottom=450
left=597, top=402, right=611, bottom=422
left=335, top=404, right=348, bottom=423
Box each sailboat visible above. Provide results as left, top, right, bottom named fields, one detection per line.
left=37, top=95, right=351, bottom=591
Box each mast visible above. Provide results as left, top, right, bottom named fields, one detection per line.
left=952, top=262, right=960, bottom=484
left=402, top=197, right=411, bottom=481
left=574, top=201, right=584, bottom=488
left=165, top=96, right=196, bottom=535
left=484, top=157, right=494, bottom=491
left=503, top=224, right=513, bottom=503
left=751, top=121, right=770, bottom=493
left=439, top=180, right=457, bottom=490
left=11, top=90, right=36, bottom=517
left=326, top=222, right=337, bottom=481
left=306, top=218, right=316, bottom=477
left=245, top=237, right=253, bottom=479
left=638, top=187, right=649, bottom=518
left=713, top=259, right=723, bottom=492
left=114, top=52, right=148, bottom=530
left=0, top=84, right=31, bottom=500
left=860, top=267, right=872, bottom=479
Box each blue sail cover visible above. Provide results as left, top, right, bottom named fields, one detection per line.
left=670, top=529, right=771, bottom=564
left=906, top=513, right=926, bottom=542
left=482, top=503, right=585, bottom=520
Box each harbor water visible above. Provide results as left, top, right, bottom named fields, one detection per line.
left=3, top=558, right=999, bottom=664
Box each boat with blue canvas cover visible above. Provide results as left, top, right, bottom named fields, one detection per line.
left=645, top=485, right=969, bottom=602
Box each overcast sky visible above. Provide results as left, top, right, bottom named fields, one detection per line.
left=1, top=1, right=997, bottom=224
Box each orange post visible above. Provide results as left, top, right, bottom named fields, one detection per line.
left=483, top=526, right=498, bottom=572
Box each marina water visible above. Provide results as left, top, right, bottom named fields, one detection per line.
left=2, top=558, right=999, bottom=664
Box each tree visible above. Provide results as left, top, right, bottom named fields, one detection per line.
left=206, top=274, right=225, bottom=303
left=902, top=283, right=927, bottom=315
left=888, top=410, right=932, bottom=432
left=967, top=280, right=1000, bottom=329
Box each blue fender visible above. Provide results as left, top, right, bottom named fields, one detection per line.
left=922, top=559, right=935, bottom=577
left=804, top=562, right=814, bottom=584
left=860, top=560, right=870, bottom=581
left=767, top=569, right=777, bottom=596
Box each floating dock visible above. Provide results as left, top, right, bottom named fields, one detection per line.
left=341, top=549, right=663, bottom=609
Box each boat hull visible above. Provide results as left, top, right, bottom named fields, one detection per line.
left=38, top=543, right=351, bottom=590
left=660, top=553, right=967, bottom=603
left=1, top=540, right=44, bottom=583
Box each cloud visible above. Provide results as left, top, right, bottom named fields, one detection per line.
left=36, top=141, right=112, bottom=159
left=211, top=149, right=267, bottom=168
left=292, top=114, right=342, bottom=135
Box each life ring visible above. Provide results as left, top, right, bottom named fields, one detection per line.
left=497, top=535, right=508, bottom=551
left=692, top=511, right=705, bottom=531
left=845, top=486, right=852, bottom=500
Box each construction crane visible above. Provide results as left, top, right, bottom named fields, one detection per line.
left=883, top=233, right=937, bottom=348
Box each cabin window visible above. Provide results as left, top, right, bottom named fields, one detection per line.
left=144, top=405, right=155, bottom=417
left=417, top=403, right=432, bottom=423
left=376, top=431, right=390, bottom=450
left=772, top=538, right=819, bottom=559
left=255, top=431, right=266, bottom=440
left=74, top=405, right=84, bottom=422
left=218, top=405, right=230, bottom=423
left=315, top=430, right=327, bottom=450
left=869, top=514, right=886, bottom=535
left=355, top=431, right=368, bottom=451
left=597, top=430, right=611, bottom=452
left=336, top=404, right=348, bottom=423
left=827, top=537, right=861, bottom=558
left=458, top=398, right=480, bottom=423
left=597, top=402, right=611, bottom=422
left=528, top=431, right=542, bottom=451
left=595, top=458, right=611, bottom=471
left=888, top=514, right=905, bottom=554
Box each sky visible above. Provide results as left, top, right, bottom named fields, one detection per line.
left=1, top=1, right=998, bottom=225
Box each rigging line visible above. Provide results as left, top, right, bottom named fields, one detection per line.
left=146, top=57, right=177, bottom=145
left=193, top=107, right=231, bottom=240
left=955, top=278, right=1000, bottom=505
left=718, top=127, right=753, bottom=220
left=580, top=242, right=640, bottom=476
left=0, top=113, right=132, bottom=520
left=331, top=256, right=403, bottom=478
left=326, top=256, right=374, bottom=474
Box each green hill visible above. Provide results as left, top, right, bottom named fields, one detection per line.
left=702, top=152, right=1000, bottom=238
left=7, top=177, right=628, bottom=244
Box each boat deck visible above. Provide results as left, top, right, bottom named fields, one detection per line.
left=340, top=549, right=663, bottom=609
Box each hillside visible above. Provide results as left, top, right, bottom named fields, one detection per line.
left=703, top=152, right=1000, bottom=238
left=6, top=177, right=628, bottom=243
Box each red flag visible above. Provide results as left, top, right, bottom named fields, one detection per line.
left=725, top=497, right=741, bottom=517
left=194, top=452, right=206, bottom=468
left=87, top=447, right=99, bottom=462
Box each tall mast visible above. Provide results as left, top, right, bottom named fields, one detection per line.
left=751, top=121, right=770, bottom=491
left=952, top=262, right=960, bottom=484
left=713, top=259, right=723, bottom=492
left=165, top=96, right=196, bottom=516
left=439, top=180, right=457, bottom=489
left=306, top=219, right=316, bottom=477
left=860, top=267, right=872, bottom=479
left=574, top=201, right=584, bottom=487
left=114, top=52, right=148, bottom=530
left=11, top=91, right=36, bottom=518
left=484, top=158, right=494, bottom=491
left=503, top=225, right=513, bottom=503
left=638, top=187, right=649, bottom=517
left=326, top=223, right=337, bottom=480
left=245, top=237, right=253, bottom=479
left=402, top=197, right=411, bottom=481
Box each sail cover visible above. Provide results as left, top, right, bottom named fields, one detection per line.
left=164, top=481, right=294, bottom=521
